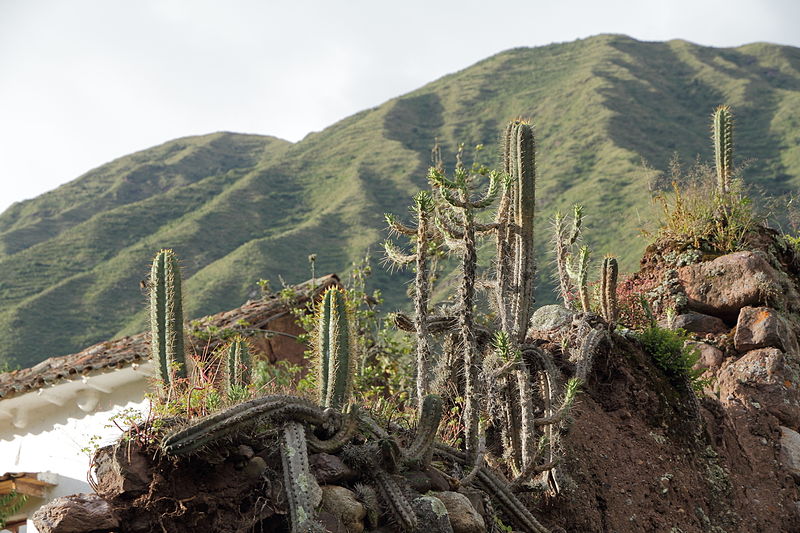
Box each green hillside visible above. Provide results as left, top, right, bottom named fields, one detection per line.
left=2, top=34, right=799, bottom=367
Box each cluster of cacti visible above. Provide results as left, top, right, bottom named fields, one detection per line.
left=225, top=335, right=251, bottom=395
left=149, top=249, right=187, bottom=394
left=713, top=104, right=734, bottom=195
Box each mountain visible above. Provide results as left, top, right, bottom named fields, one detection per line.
left=2, top=34, right=800, bottom=367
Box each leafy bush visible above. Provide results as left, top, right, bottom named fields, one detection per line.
left=635, top=324, right=706, bottom=391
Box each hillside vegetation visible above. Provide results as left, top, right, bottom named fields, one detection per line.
left=2, top=34, right=800, bottom=367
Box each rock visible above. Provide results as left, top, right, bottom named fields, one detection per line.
left=411, top=495, right=453, bottom=533
left=320, top=485, right=366, bottom=533
left=780, top=426, right=800, bottom=483
left=687, top=341, right=724, bottom=371
left=678, top=251, right=794, bottom=318
left=426, top=467, right=452, bottom=492
left=716, top=348, right=800, bottom=426
left=93, top=442, right=151, bottom=498
left=403, top=470, right=432, bottom=493
left=310, top=453, right=358, bottom=484
left=243, top=456, right=267, bottom=478
left=734, top=307, right=800, bottom=354
left=672, top=312, right=729, bottom=334
left=32, top=493, right=119, bottom=533
left=528, top=305, right=574, bottom=333
left=435, top=491, right=486, bottom=533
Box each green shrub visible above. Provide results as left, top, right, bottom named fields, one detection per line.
left=635, top=324, right=706, bottom=391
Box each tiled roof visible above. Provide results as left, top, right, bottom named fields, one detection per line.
left=0, top=274, right=339, bottom=401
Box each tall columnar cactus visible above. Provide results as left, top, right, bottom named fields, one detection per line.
left=712, top=105, right=734, bottom=194
left=149, top=248, right=186, bottom=390
left=384, top=191, right=438, bottom=410
left=600, top=256, right=619, bottom=325
left=225, top=335, right=251, bottom=392
left=317, top=287, right=356, bottom=410
left=430, top=148, right=499, bottom=464
left=502, top=120, right=537, bottom=342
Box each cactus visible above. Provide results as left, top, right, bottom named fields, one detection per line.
left=281, top=421, right=324, bottom=533
left=567, top=245, right=591, bottom=312
left=429, top=147, right=498, bottom=464
left=162, top=395, right=324, bottom=456
left=225, top=335, right=251, bottom=393
left=149, top=248, right=186, bottom=390
left=307, top=408, right=360, bottom=453
left=316, top=287, right=356, bottom=410
left=384, top=191, right=438, bottom=410
left=712, top=105, right=734, bottom=194
left=402, top=394, right=443, bottom=468
left=374, top=469, right=418, bottom=532
left=553, top=204, right=584, bottom=308
left=600, top=256, right=619, bottom=325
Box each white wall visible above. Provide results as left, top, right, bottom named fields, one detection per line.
left=0, top=364, right=153, bottom=532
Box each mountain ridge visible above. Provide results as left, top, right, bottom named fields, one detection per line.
left=2, top=33, right=800, bottom=367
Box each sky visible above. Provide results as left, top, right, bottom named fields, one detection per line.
left=1, top=0, right=799, bottom=214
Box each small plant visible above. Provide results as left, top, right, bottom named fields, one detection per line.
left=0, top=491, right=27, bottom=528
left=635, top=324, right=705, bottom=390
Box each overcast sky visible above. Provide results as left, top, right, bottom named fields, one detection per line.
left=1, top=0, right=799, bottom=214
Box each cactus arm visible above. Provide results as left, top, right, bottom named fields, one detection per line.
left=413, top=198, right=434, bottom=406
left=469, top=170, right=500, bottom=209
left=373, top=469, right=417, bottom=532
left=281, top=421, right=323, bottom=533
left=511, top=122, right=536, bottom=342
left=317, top=290, right=333, bottom=406
left=326, top=289, right=355, bottom=410
left=385, top=213, right=417, bottom=236
left=531, top=378, right=581, bottom=426
left=383, top=240, right=416, bottom=267
left=600, top=256, right=619, bottom=325
left=306, top=410, right=359, bottom=454
left=403, top=394, right=443, bottom=467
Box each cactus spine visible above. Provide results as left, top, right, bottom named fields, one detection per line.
left=600, top=256, right=619, bottom=325
left=149, top=248, right=186, bottom=390
left=225, top=335, right=251, bottom=392
left=317, top=287, right=356, bottom=410
left=713, top=105, right=734, bottom=194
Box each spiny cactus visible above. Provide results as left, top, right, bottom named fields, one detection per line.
left=553, top=204, right=584, bottom=308
left=600, top=256, right=619, bottom=325
left=402, top=394, right=443, bottom=468
left=567, top=245, right=591, bottom=313
left=430, top=147, right=499, bottom=463
left=162, top=395, right=324, bottom=456
left=317, top=287, right=356, bottom=410
left=712, top=105, right=734, bottom=195
left=225, top=335, right=251, bottom=394
left=373, top=469, right=418, bottom=532
left=503, top=120, right=537, bottom=342
left=384, top=191, right=439, bottom=410
left=281, top=421, right=324, bottom=533
left=149, top=248, right=186, bottom=391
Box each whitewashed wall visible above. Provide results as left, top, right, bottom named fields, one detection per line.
left=0, top=363, right=153, bottom=532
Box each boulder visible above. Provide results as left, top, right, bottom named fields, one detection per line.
left=780, top=426, right=800, bottom=483
left=528, top=305, right=574, bottom=333
left=310, top=453, right=358, bottom=484
left=716, top=348, right=800, bottom=427
left=435, top=491, right=486, bottom=533
left=411, top=495, right=453, bottom=533
left=678, top=251, right=795, bottom=318
left=320, top=485, right=367, bottom=533
left=687, top=341, right=724, bottom=371
left=32, top=493, right=119, bottom=533
left=672, top=312, right=729, bottom=334
left=734, top=306, right=800, bottom=354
